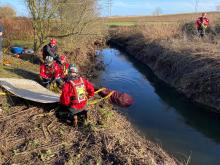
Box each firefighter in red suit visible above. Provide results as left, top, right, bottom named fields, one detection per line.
left=196, top=13, right=209, bottom=37
left=60, top=64, right=94, bottom=127
left=58, top=55, right=70, bottom=80
left=40, top=56, right=63, bottom=88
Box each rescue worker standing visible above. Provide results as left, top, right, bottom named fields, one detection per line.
left=60, top=64, right=94, bottom=127
left=40, top=56, right=63, bottom=88
left=42, top=38, right=59, bottom=61
left=196, top=13, right=209, bottom=37
left=58, top=55, right=70, bottom=81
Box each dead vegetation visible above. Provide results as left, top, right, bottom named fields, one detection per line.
left=109, top=19, right=220, bottom=111
left=0, top=95, right=177, bottom=165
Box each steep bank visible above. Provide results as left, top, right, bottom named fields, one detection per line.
left=109, top=30, right=220, bottom=112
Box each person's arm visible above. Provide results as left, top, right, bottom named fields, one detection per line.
left=60, top=83, right=71, bottom=106
left=83, top=78, right=95, bottom=98
left=54, top=63, right=61, bottom=79
left=204, top=18, right=209, bottom=26
left=195, top=18, right=200, bottom=28
left=40, top=65, right=48, bottom=79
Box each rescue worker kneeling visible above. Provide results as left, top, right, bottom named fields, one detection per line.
left=58, top=55, right=70, bottom=81
left=40, top=56, right=63, bottom=88
left=59, top=64, right=94, bottom=127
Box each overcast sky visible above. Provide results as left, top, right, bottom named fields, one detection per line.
left=0, top=0, right=220, bottom=16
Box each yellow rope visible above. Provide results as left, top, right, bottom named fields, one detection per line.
left=0, top=92, right=6, bottom=96
left=88, top=91, right=114, bottom=105
left=94, top=87, right=107, bottom=94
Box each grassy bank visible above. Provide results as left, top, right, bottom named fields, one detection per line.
left=109, top=21, right=220, bottom=112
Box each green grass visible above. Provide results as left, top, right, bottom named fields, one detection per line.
left=107, top=21, right=178, bottom=27
left=107, top=21, right=136, bottom=27
left=10, top=40, right=33, bottom=48
left=0, top=54, right=39, bottom=79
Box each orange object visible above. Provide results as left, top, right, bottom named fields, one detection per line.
left=16, top=54, right=20, bottom=58
left=3, top=59, right=12, bottom=66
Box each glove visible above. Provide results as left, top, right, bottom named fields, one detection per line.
left=43, top=78, right=51, bottom=84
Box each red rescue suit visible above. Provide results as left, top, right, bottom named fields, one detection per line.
left=196, top=17, right=209, bottom=29
left=59, top=63, right=70, bottom=79
left=40, top=62, right=60, bottom=79
left=60, top=77, right=94, bottom=110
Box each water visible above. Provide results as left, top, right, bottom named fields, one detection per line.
left=93, top=48, right=220, bottom=165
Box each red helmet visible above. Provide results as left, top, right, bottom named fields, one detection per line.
left=60, top=54, right=66, bottom=62
left=50, top=38, right=57, bottom=45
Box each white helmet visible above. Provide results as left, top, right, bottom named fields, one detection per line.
left=45, top=56, right=53, bottom=64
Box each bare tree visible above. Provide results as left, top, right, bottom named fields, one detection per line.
left=0, top=6, right=16, bottom=18
left=26, top=0, right=62, bottom=52
left=26, top=0, right=105, bottom=53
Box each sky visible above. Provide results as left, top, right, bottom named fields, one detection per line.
left=0, top=0, right=220, bottom=17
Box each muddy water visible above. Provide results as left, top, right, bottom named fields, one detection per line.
left=93, top=48, right=220, bottom=165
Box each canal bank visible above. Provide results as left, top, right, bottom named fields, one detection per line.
left=95, top=48, right=220, bottom=165
left=108, top=31, right=220, bottom=112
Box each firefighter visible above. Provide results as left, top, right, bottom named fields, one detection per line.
left=40, top=56, right=63, bottom=88
left=196, top=13, right=209, bottom=37
left=58, top=55, right=70, bottom=81
left=59, top=64, right=94, bottom=127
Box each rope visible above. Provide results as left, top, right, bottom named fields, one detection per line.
left=88, top=91, right=114, bottom=105
left=94, top=87, right=107, bottom=94
left=0, top=92, right=6, bottom=96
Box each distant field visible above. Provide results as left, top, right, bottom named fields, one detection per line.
left=107, top=12, right=220, bottom=27
left=107, top=21, right=136, bottom=27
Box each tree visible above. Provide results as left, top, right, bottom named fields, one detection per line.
left=0, top=6, right=16, bottom=18
left=26, top=0, right=105, bottom=53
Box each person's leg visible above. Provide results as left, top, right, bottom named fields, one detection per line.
left=73, top=115, right=78, bottom=127
left=56, top=105, right=69, bottom=121
left=84, top=110, right=88, bottom=121
left=42, top=78, right=51, bottom=88
left=201, top=28, right=206, bottom=37
left=55, top=78, right=64, bottom=88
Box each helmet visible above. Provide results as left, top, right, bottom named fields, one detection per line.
left=60, top=54, right=66, bottom=62
left=68, top=64, right=78, bottom=73
left=45, top=56, right=54, bottom=64
left=50, top=38, right=57, bottom=45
